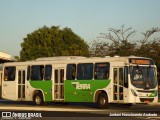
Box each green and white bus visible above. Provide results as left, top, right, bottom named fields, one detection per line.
left=1, top=56, right=158, bottom=108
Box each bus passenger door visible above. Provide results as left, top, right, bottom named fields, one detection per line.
left=2, top=66, right=17, bottom=100
left=53, top=68, right=64, bottom=101
left=0, top=70, right=2, bottom=98
left=113, top=67, right=124, bottom=102
left=18, top=70, right=26, bottom=100
left=0, top=70, right=2, bottom=86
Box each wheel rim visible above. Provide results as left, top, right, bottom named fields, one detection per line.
left=35, top=96, right=41, bottom=105
left=100, top=97, right=106, bottom=105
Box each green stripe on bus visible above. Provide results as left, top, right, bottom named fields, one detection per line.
left=64, top=80, right=111, bottom=102
left=149, top=91, right=157, bottom=97
left=29, top=79, right=111, bottom=102
left=29, top=80, right=52, bottom=101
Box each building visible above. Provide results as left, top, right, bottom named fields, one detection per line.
left=0, top=52, right=14, bottom=86
left=0, top=52, right=14, bottom=98
left=0, top=52, right=13, bottom=63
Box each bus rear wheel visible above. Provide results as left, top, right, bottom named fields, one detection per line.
left=33, top=93, right=44, bottom=105
left=97, top=93, right=109, bottom=109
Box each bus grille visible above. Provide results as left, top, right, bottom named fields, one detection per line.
left=137, top=90, right=155, bottom=93
left=139, top=98, right=154, bottom=102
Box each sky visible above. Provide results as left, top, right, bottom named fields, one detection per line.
left=0, top=0, right=160, bottom=57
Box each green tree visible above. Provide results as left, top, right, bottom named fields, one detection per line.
left=20, top=26, right=89, bottom=61
left=89, top=40, right=109, bottom=57
left=136, top=39, right=160, bottom=66
left=135, top=27, right=160, bottom=65
left=14, top=56, right=20, bottom=61
left=90, top=25, right=160, bottom=58
left=90, top=25, right=136, bottom=57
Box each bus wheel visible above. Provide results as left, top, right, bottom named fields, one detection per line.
left=33, top=93, right=44, bottom=105
left=97, top=93, right=109, bottom=109
left=125, top=103, right=132, bottom=107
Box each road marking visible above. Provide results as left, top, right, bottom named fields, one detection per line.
left=0, top=106, right=103, bottom=112
left=137, top=117, right=160, bottom=120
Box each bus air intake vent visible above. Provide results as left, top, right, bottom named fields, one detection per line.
left=139, top=98, right=154, bottom=102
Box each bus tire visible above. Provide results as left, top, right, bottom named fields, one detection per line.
left=33, top=93, right=44, bottom=105
left=97, top=93, right=109, bottom=109
left=125, top=103, right=132, bottom=107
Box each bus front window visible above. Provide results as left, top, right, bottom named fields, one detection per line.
left=130, top=66, right=157, bottom=89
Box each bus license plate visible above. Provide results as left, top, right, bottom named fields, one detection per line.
left=144, top=101, right=150, bottom=103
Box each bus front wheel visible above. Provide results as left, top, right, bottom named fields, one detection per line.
left=33, top=93, right=44, bottom=105
left=97, top=93, right=109, bottom=109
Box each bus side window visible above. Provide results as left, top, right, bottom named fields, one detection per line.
left=119, top=68, right=124, bottom=86
left=27, top=66, right=30, bottom=81
left=124, top=66, right=128, bottom=88
left=44, top=65, right=52, bottom=80
left=77, top=63, right=93, bottom=80
left=94, top=62, right=110, bottom=80
left=4, top=66, right=16, bottom=81
left=54, top=70, right=58, bottom=83
left=0, top=71, right=2, bottom=84
left=66, top=64, right=76, bottom=80
left=31, top=65, right=44, bottom=80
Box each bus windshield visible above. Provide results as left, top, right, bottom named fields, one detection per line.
left=130, top=66, right=157, bottom=89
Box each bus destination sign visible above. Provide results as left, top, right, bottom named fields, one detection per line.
left=129, top=58, right=154, bottom=65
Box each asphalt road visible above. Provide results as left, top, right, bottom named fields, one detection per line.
left=0, top=99, right=160, bottom=120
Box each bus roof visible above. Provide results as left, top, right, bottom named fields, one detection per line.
left=2, top=56, right=154, bottom=66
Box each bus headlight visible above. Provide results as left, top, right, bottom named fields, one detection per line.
left=2, top=92, right=6, bottom=96
left=131, top=89, right=138, bottom=97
